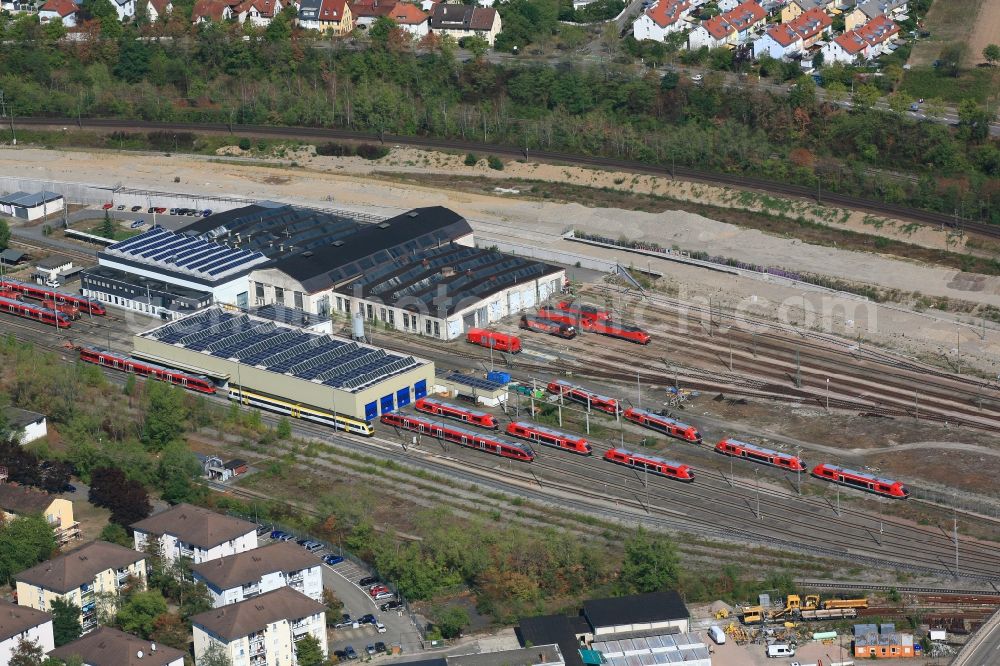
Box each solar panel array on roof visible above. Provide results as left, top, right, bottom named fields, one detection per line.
left=442, top=372, right=506, bottom=392
left=146, top=310, right=423, bottom=392
left=105, top=227, right=269, bottom=281
left=592, top=633, right=710, bottom=666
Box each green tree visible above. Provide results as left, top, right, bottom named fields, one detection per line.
left=618, top=527, right=680, bottom=594
left=887, top=91, right=913, bottom=116
left=924, top=96, right=947, bottom=119
left=433, top=605, right=469, bottom=639
left=851, top=83, right=880, bottom=111
left=123, top=373, right=137, bottom=397
left=142, top=381, right=186, bottom=451
left=81, top=0, right=122, bottom=37
left=99, top=211, right=116, bottom=239
left=99, top=522, right=132, bottom=547
left=369, top=16, right=398, bottom=46
left=295, top=634, right=325, bottom=666
left=51, top=597, right=83, bottom=647
left=788, top=75, right=816, bottom=110
left=464, top=35, right=489, bottom=60
left=198, top=643, right=233, bottom=666
left=157, top=442, right=205, bottom=504
left=117, top=590, right=168, bottom=638
left=276, top=417, right=291, bottom=439
left=150, top=612, right=189, bottom=650
left=985, top=44, right=1000, bottom=66
left=0, top=515, right=57, bottom=586
left=9, top=636, right=45, bottom=666
left=179, top=581, right=213, bottom=620
left=958, top=99, right=994, bottom=143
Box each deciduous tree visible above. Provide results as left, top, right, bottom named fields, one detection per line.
left=618, top=527, right=679, bottom=594
left=9, top=636, right=45, bottom=666
left=51, top=597, right=83, bottom=647
left=984, top=44, right=1000, bottom=66
left=142, top=381, right=186, bottom=451
left=117, top=590, right=168, bottom=638
left=150, top=612, right=189, bottom=650
left=0, top=515, right=57, bottom=586
left=295, top=634, right=325, bottom=666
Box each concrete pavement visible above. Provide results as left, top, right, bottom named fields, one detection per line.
left=951, top=609, right=1000, bottom=666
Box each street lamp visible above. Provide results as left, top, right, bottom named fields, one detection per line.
left=755, top=468, right=761, bottom=520
left=826, top=378, right=830, bottom=411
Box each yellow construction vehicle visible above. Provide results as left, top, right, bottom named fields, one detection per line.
left=822, top=598, right=869, bottom=610
left=714, top=608, right=730, bottom=620
left=739, top=605, right=767, bottom=624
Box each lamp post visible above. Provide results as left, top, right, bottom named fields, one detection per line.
left=826, top=378, right=830, bottom=411
left=755, top=468, right=761, bottom=520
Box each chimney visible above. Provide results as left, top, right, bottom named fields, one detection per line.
left=151, top=643, right=157, bottom=652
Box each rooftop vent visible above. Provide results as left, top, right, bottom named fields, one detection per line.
left=378, top=223, right=391, bottom=229
left=333, top=241, right=345, bottom=247
left=302, top=251, right=314, bottom=258
left=407, top=211, right=419, bottom=218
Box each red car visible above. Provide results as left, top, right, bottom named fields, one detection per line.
left=102, top=203, right=113, bottom=210
left=369, top=585, right=389, bottom=597
left=155, top=207, right=167, bottom=213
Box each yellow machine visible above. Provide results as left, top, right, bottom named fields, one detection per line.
left=822, top=598, right=869, bottom=610
left=714, top=608, right=730, bottom=620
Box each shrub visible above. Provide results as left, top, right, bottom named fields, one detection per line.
left=356, top=143, right=389, bottom=160
left=238, top=137, right=252, bottom=151
left=464, top=153, right=478, bottom=166
left=316, top=142, right=354, bottom=156
left=487, top=155, right=504, bottom=170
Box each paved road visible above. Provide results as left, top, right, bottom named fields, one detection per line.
left=953, top=609, right=1000, bottom=666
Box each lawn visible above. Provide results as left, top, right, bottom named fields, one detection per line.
left=899, top=66, right=997, bottom=103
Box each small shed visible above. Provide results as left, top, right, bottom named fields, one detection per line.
left=0, top=191, right=63, bottom=221
left=34, top=256, right=73, bottom=280
left=0, top=249, right=26, bottom=266
left=3, top=407, right=48, bottom=444
left=224, top=459, right=249, bottom=477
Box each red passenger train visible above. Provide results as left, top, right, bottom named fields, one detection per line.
left=546, top=380, right=622, bottom=415
left=78, top=347, right=217, bottom=394
left=506, top=421, right=592, bottom=455
left=535, top=306, right=578, bottom=327
left=466, top=328, right=521, bottom=353
left=0, top=278, right=106, bottom=316
left=519, top=314, right=576, bottom=339
left=624, top=407, right=701, bottom=443
left=380, top=413, right=535, bottom=461
left=43, top=299, right=81, bottom=320
left=556, top=301, right=613, bottom=322
left=0, top=295, right=71, bottom=328
left=715, top=438, right=806, bottom=472
left=414, top=397, right=499, bottom=429
left=582, top=319, right=651, bottom=345
left=811, top=464, right=909, bottom=499
left=603, top=447, right=695, bottom=482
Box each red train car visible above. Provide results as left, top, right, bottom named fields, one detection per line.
left=556, top=301, right=613, bottom=322
left=519, top=314, right=576, bottom=339
left=582, top=319, right=651, bottom=345
left=546, top=380, right=622, bottom=415
left=466, top=328, right=521, bottom=353
left=624, top=408, right=701, bottom=442
left=0, top=288, right=23, bottom=301
left=414, top=397, right=499, bottom=429
left=0, top=278, right=106, bottom=316
left=381, top=413, right=534, bottom=461
left=0, top=295, right=71, bottom=328
left=506, top=421, right=591, bottom=455
left=811, top=463, right=909, bottom=499
left=603, top=447, right=694, bottom=482
left=715, top=438, right=806, bottom=472
left=535, top=306, right=579, bottom=327
left=78, top=347, right=216, bottom=394
left=43, top=299, right=81, bottom=320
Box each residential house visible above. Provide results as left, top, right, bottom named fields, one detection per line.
left=780, top=0, right=831, bottom=24
left=192, top=587, right=328, bottom=666
left=753, top=6, right=831, bottom=59
left=844, top=0, right=905, bottom=30
left=0, top=600, right=54, bottom=665
left=112, top=0, right=137, bottom=21
left=351, top=0, right=395, bottom=28
left=632, top=0, right=693, bottom=43
left=688, top=0, right=765, bottom=49
left=131, top=503, right=258, bottom=565
left=297, top=0, right=353, bottom=33
left=192, top=0, right=234, bottom=22
left=822, top=14, right=897, bottom=63
left=388, top=1, right=429, bottom=37
left=14, top=541, right=147, bottom=634
left=429, top=4, right=501, bottom=45
left=191, top=541, right=324, bottom=608
left=234, top=0, right=282, bottom=25
left=49, top=627, right=185, bottom=666
left=3, top=406, right=47, bottom=445
left=0, top=483, right=80, bottom=546
left=717, top=0, right=738, bottom=11
left=146, top=0, right=173, bottom=21
left=38, top=0, right=79, bottom=27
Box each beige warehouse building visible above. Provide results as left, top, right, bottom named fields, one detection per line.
left=133, top=306, right=435, bottom=421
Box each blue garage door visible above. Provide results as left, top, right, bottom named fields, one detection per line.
left=396, top=387, right=411, bottom=408
left=380, top=394, right=395, bottom=414
left=364, top=401, right=378, bottom=420
left=414, top=379, right=428, bottom=400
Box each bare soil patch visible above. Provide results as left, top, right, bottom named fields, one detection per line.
left=967, top=0, right=1000, bottom=66
left=908, top=0, right=985, bottom=67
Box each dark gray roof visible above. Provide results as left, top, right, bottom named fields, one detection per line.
left=449, top=645, right=563, bottom=666
left=583, top=592, right=689, bottom=629
left=82, top=265, right=212, bottom=302
left=49, top=626, right=185, bottom=666
left=0, top=249, right=26, bottom=264
left=517, top=615, right=587, bottom=666
left=15, top=541, right=144, bottom=594
left=192, top=587, right=325, bottom=641
left=191, top=541, right=317, bottom=590
left=252, top=303, right=325, bottom=328
left=35, top=254, right=73, bottom=269
left=0, top=599, right=51, bottom=642
left=0, top=191, right=62, bottom=207
left=3, top=406, right=45, bottom=429
left=430, top=3, right=496, bottom=30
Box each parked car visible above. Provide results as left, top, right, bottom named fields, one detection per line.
left=334, top=615, right=353, bottom=629
left=116, top=204, right=126, bottom=210
left=270, top=530, right=291, bottom=540
left=380, top=600, right=402, bottom=612
left=169, top=208, right=178, bottom=215
left=374, top=591, right=394, bottom=601
left=690, top=73, right=703, bottom=83
left=155, top=207, right=166, bottom=213
left=359, top=614, right=376, bottom=625
left=369, top=585, right=389, bottom=597
left=102, top=203, right=113, bottom=210
left=147, top=207, right=156, bottom=213
left=376, top=622, right=386, bottom=634
left=130, top=220, right=145, bottom=229
left=359, top=576, right=379, bottom=587
left=202, top=209, right=213, bottom=216
left=130, top=205, right=142, bottom=212
left=323, top=554, right=344, bottom=566
left=366, top=645, right=377, bottom=656
left=255, top=524, right=271, bottom=536
left=344, top=646, right=357, bottom=660
left=61, top=483, right=77, bottom=493
left=303, top=541, right=323, bottom=552
left=374, top=642, right=387, bottom=653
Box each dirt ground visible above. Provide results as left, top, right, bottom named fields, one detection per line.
left=967, top=0, right=1000, bottom=67
left=908, top=0, right=984, bottom=67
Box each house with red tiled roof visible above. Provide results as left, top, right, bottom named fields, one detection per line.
left=39, top=0, right=79, bottom=26
left=633, top=0, right=693, bottom=42
left=429, top=3, right=500, bottom=45
left=351, top=0, right=395, bottom=28
left=752, top=6, right=831, bottom=59
left=192, top=0, right=234, bottom=22
left=822, top=14, right=898, bottom=63
left=688, top=0, right=765, bottom=49
left=145, top=0, right=173, bottom=21
left=298, top=0, right=353, bottom=33
left=388, top=1, right=429, bottom=36
left=234, top=0, right=282, bottom=25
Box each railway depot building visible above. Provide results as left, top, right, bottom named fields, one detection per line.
left=133, top=306, right=435, bottom=421
left=92, top=202, right=564, bottom=337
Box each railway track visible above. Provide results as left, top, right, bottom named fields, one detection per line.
left=14, top=116, right=1000, bottom=240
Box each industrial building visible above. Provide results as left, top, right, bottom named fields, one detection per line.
left=0, top=191, right=63, bottom=220
left=91, top=202, right=565, bottom=338
left=81, top=265, right=213, bottom=320
left=133, top=306, right=435, bottom=420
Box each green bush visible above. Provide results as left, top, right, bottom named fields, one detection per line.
left=317, top=142, right=354, bottom=156
left=464, top=153, right=478, bottom=166
left=356, top=143, right=389, bottom=160
left=487, top=155, right=504, bottom=170
left=238, top=137, right=252, bottom=150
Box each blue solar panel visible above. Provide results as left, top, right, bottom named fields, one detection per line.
left=175, top=246, right=223, bottom=268
left=186, top=248, right=235, bottom=271
left=201, top=251, right=249, bottom=273
left=137, top=235, right=191, bottom=258
left=148, top=238, right=201, bottom=262
left=112, top=227, right=167, bottom=251
left=206, top=253, right=256, bottom=276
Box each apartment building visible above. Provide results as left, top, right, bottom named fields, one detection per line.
left=132, top=503, right=257, bottom=565
left=14, top=541, right=146, bottom=633
left=191, top=542, right=323, bottom=608
left=49, top=626, right=185, bottom=666
left=0, top=483, right=80, bottom=545
left=0, top=599, right=54, bottom=665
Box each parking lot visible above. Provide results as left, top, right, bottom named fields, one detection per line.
left=258, top=528, right=424, bottom=659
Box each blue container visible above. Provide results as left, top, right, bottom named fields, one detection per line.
left=487, top=371, right=511, bottom=385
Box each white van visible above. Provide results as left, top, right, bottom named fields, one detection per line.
left=708, top=626, right=726, bottom=645
left=766, top=644, right=795, bottom=658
